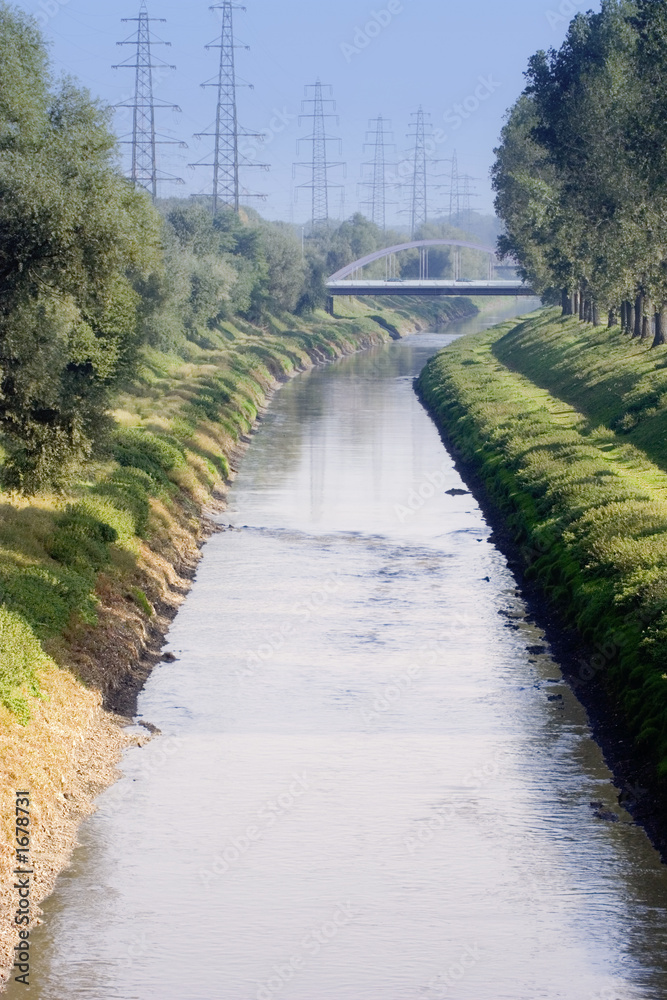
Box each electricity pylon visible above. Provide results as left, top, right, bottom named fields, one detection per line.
left=448, top=149, right=478, bottom=230
left=360, top=115, right=396, bottom=231
left=114, top=1, right=185, bottom=199
left=408, top=106, right=428, bottom=238
left=449, top=149, right=460, bottom=221
left=191, top=1, right=267, bottom=214
left=294, top=81, right=345, bottom=230
left=403, top=107, right=447, bottom=238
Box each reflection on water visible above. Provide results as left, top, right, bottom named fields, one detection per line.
left=9, top=302, right=667, bottom=1000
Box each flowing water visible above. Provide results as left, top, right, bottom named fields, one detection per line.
left=10, top=302, right=667, bottom=1000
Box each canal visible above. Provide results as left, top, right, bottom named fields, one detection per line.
left=10, top=301, right=667, bottom=999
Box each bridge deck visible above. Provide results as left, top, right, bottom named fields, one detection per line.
left=327, top=280, right=535, bottom=297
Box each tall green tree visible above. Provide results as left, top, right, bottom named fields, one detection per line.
left=493, top=1, right=667, bottom=328
left=0, top=4, right=161, bottom=492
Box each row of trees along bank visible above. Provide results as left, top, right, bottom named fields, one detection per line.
left=493, top=0, right=667, bottom=345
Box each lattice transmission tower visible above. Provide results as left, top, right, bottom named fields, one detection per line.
left=404, top=107, right=447, bottom=238
left=191, top=2, right=267, bottom=214
left=360, top=115, right=396, bottom=231
left=114, top=1, right=185, bottom=199
left=448, top=149, right=478, bottom=230
left=449, top=149, right=460, bottom=221
left=408, top=106, right=428, bottom=238
left=294, top=81, right=345, bottom=230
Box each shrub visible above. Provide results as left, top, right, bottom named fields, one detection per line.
left=47, top=503, right=118, bottom=574
left=93, top=468, right=153, bottom=537
left=112, top=428, right=186, bottom=488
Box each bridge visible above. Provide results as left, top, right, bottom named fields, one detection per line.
left=326, top=240, right=535, bottom=298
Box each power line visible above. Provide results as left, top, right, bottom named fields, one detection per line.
left=294, top=81, right=345, bottom=230
left=191, top=1, right=267, bottom=214
left=360, top=115, right=396, bottom=231
left=113, top=0, right=185, bottom=199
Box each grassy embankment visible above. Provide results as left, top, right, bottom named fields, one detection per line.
left=418, top=307, right=667, bottom=797
left=0, top=293, right=474, bottom=982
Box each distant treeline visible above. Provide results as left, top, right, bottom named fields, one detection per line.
left=494, top=0, right=667, bottom=340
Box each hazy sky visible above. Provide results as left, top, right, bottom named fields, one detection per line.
left=17, top=0, right=600, bottom=225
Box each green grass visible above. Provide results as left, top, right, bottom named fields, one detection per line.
left=417, top=308, right=667, bottom=782
left=0, top=606, right=47, bottom=724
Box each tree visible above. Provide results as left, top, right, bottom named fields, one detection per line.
left=0, top=5, right=161, bottom=491
left=492, top=1, right=667, bottom=328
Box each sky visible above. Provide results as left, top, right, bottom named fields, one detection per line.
left=16, top=0, right=600, bottom=226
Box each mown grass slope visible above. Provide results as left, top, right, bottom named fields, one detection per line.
left=417, top=308, right=667, bottom=784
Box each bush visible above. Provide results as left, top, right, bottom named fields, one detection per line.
left=47, top=503, right=118, bottom=574
left=93, top=468, right=153, bottom=537
left=113, top=428, right=186, bottom=488
left=0, top=564, right=98, bottom=636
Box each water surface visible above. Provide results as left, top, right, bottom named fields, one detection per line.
left=10, top=301, right=667, bottom=1000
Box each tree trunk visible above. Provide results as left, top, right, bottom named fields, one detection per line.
left=593, top=303, right=601, bottom=326
left=570, top=292, right=577, bottom=315
left=561, top=288, right=571, bottom=316
left=633, top=294, right=644, bottom=338
left=608, top=309, right=617, bottom=328
left=579, top=292, right=585, bottom=321
left=653, top=304, right=667, bottom=348
left=628, top=303, right=635, bottom=335
left=642, top=299, right=653, bottom=339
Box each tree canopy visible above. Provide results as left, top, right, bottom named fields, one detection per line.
left=0, top=3, right=162, bottom=491
left=493, top=0, right=667, bottom=340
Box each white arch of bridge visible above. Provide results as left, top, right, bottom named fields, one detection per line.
left=328, top=239, right=498, bottom=282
